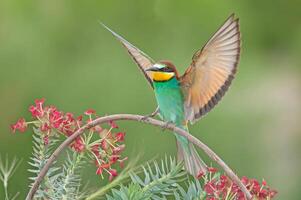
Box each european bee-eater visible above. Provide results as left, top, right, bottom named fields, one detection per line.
left=102, top=14, right=241, bottom=177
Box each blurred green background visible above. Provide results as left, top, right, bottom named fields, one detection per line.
left=1, top=0, right=300, bottom=199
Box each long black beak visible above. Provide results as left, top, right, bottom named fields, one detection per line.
left=145, top=67, right=160, bottom=72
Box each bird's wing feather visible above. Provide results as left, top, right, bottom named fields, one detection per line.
left=180, top=14, right=241, bottom=123
left=101, top=23, right=155, bottom=88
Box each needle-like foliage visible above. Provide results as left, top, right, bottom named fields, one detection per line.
left=174, top=179, right=206, bottom=200
left=28, top=128, right=60, bottom=198
left=0, top=155, right=22, bottom=200
left=106, top=156, right=187, bottom=200
left=48, top=152, right=86, bottom=200
left=28, top=128, right=86, bottom=199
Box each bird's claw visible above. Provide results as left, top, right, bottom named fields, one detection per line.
left=140, top=115, right=150, bottom=122
left=162, top=121, right=173, bottom=131
left=140, top=107, right=159, bottom=122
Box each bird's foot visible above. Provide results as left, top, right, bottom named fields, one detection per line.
left=161, top=121, right=173, bottom=131
left=140, top=106, right=159, bottom=122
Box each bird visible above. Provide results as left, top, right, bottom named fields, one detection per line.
left=101, top=14, right=241, bottom=177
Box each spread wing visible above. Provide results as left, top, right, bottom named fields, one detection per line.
left=101, top=23, right=155, bottom=88
left=180, top=14, right=241, bottom=123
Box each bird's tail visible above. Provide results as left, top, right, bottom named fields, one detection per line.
left=175, top=128, right=207, bottom=177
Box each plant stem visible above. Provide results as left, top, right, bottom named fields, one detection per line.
left=4, top=183, right=9, bottom=200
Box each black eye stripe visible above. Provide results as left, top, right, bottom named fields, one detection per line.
left=160, top=67, right=174, bottom=72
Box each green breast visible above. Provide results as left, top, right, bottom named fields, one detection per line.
left=153, top=77, right=185, bottom=126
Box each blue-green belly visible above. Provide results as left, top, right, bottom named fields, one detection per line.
left=153, top=78, right=185, bottom=126
left=153, top=77, right=190, bottom=153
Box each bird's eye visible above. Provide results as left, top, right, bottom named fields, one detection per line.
left=162, top=67, right=173, bottom=72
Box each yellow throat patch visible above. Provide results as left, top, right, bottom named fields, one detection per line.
left=151, top=71, right=175, bottom=82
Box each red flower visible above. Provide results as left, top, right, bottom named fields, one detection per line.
left=84, top=109, right=96, bottom=115
left=191, top=167, right=278, bottom=200
left=217, top=175, right=228, bottom=190
left=269, top=190, right=278, bottom=198
left=220, top=175, right=228, bottom=183
left=28, top=98, right=45, bottom=118
left=65, top=112, right=74, bottom=121
left=115, top=132, right=125, bottom=142
left=101, top=140, right=109, bottom=150
left=259, top=189, right=268, bottom=198
left=109, top=169, right=118, bottom=181
left=118, top=157, right=128, bottom=168
left=207, top=167, right=218, bottom=173
left=71, top=137, right=85, bottom=152
left=29, top=105, right=43, bottom=118
left=241, top=176, right=249, bottom=185
left=43, top=135, right=49, bottom=145
left=110, top=155, right=120, bottom=164
left=196, top=171, right=205, bottom=179
left=94, top=125, right=103, bottom=133
left=91, top=144, right=100, bottom=155
left=35, top=98, right=45, bottom=106
left=204, top=182, right=216, bottom=195
left=108, top=120, right=118, bottom=129
left=40, top=123, right=51, bottom=132
left=76, top=115, right=83, bottom=128
left=77, top=115, right=83, bottom=122
left=11, top=118, right=27, bottom=133
left=49, top=109, right=63, bottom=128
left=250, top=179, right=261, bottom=193
left=100, top=163, right=110, bottom=169
left=112, top=144, right=125, bottom=154
left=96, top=166, right=103, bottom=175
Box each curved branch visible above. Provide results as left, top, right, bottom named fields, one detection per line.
left=25, top=114, right=252, bottom=200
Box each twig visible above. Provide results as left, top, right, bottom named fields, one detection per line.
left=25, top=114, right=252, bottom=200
